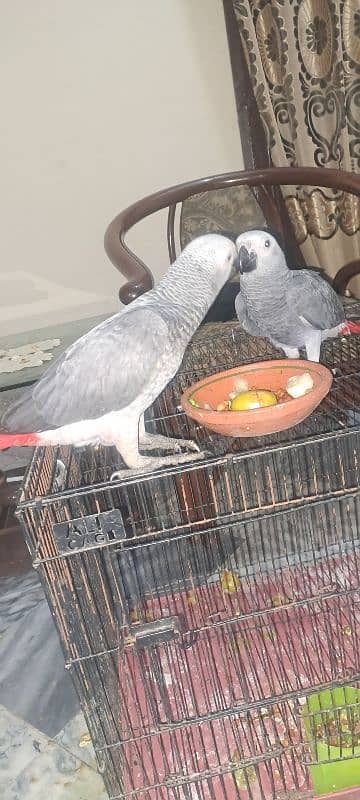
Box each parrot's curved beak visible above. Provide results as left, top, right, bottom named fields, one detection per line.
left=238, top=245, right=257, bottom=274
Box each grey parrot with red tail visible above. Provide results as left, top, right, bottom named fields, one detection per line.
left=235, top=230, right=360, bottom=362
left=0, top=234, right=237, bottom=476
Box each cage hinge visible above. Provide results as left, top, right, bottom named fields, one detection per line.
left=126, top=616, right=182, bottom=649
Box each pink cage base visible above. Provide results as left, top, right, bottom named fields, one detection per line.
left=118, top=552, right=360, bottom=800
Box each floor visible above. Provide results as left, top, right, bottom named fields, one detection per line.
left=0, top=529, right=107, bottom=800
left=0, top=318, right=112, bottom=799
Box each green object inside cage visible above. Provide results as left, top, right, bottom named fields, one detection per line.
left=303, top=687, right=360, bottom=795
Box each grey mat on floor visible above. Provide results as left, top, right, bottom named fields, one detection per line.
left=0, top=570, right=79, bottom=737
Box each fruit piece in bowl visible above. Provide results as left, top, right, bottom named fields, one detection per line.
left=230, top=389, right=278, bottom=410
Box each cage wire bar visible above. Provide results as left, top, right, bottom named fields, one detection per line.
left=17, top=323, right=360, bottom=800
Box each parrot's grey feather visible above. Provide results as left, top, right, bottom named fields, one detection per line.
left=2, top=389, right=45, bottom=432
left=2, top=308, right=169, bottom=432
left=287, top=270, right=344, bottom=331
left=235, top=293, right=263, bottom=337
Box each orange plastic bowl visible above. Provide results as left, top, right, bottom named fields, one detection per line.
left=181, top=360, right=333, bottom=438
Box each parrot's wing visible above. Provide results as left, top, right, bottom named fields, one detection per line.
left=287, top=269, right=344, bottom=331
left=235, top=291, right=263, bottom=337
left=2, top=308, right=170, bottom=432
left=235, top=292, right=247, bottom=326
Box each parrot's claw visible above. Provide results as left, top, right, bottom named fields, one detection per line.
left=178, top=438, right=201, bottom=453
left=110, top=450, right=210, bottom=482
left=139, top=432, right=200, bottom=454
left=53, top=459, right=66, bottom=493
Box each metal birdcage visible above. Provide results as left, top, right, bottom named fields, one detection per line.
left=17, top=323, right=360, bottom=800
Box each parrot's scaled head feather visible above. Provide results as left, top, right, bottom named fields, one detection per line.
left=182, top=234, right=238, bottom=284
left=235, top=230, right=287, bottom=276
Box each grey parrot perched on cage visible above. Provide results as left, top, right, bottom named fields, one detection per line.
left=234, top=230, right=360, bottom=362
left=0, top=234, right=237, bottom=475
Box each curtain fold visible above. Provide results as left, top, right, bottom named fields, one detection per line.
left=230, top=0, right=360, bottom=294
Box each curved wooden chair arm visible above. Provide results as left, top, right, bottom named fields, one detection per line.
left=333, top=259, right=360, bottom=295
left=104, top=167, right=360, bottom=304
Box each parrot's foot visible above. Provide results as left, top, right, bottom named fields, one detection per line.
left=139, top=432, right=200, bottom=454
left=110, top=450, right=209, bottom=481
left=280, top=345, right=300, bottom=359
left=53, top=459, right=66, bottom=493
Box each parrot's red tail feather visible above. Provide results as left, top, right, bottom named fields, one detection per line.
left=341, top=319, right=360, bottom=336
left=0, top=432, right=40, bottom=450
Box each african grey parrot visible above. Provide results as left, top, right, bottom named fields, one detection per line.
left=0, top=234, right=237, bottom=475
left=235, top=230, right=360, bottom=362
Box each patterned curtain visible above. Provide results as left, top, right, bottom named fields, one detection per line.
left=231, top=0, right=360, bottom=295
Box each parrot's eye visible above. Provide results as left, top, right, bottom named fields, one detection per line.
left=264, top=239, right=270, bottom=248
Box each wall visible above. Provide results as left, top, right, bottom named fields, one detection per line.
left=0, top=0, right=242, bottom=336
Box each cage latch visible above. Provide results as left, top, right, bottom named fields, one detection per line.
left=129, top=616, right=182, bottom=649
